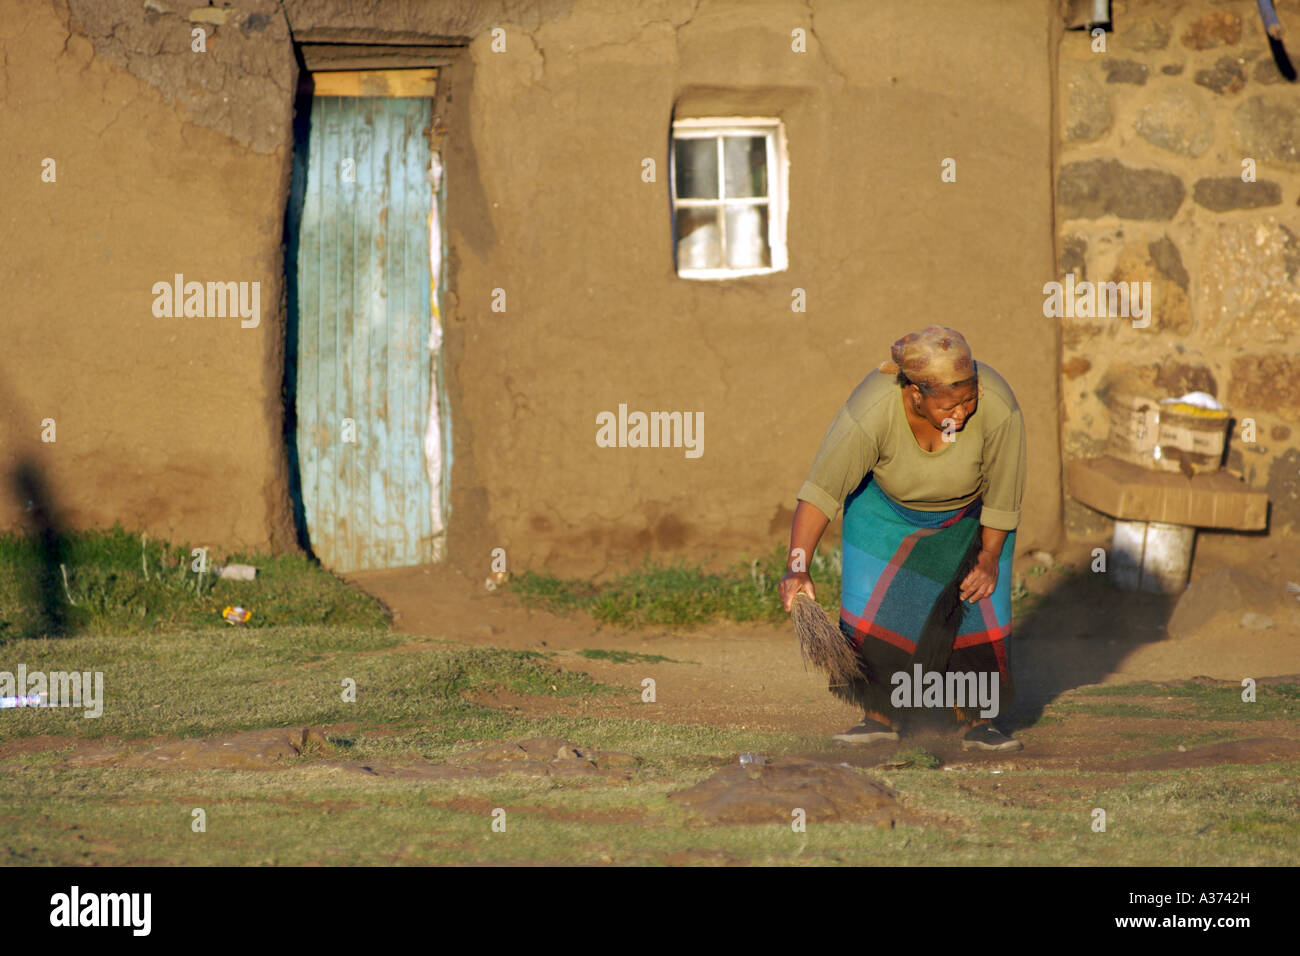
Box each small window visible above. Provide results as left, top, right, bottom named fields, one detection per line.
left=670, top=117, right=788, bottom=278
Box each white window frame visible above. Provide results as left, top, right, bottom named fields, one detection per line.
left=670, top=117, right=789, bottom=279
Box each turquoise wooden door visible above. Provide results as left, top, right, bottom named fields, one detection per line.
left=292, top=96, right=447, bottom=572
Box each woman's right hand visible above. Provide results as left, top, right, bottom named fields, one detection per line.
left=779, top=571, right=816, bottom=613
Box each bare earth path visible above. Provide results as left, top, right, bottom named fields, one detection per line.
left=346, top=534, right=1300, bottom=743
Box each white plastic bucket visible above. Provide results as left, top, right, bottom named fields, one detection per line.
left=1110, top=520, right=1195, bottom=594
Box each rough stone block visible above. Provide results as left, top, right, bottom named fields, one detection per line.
left=1058, top=159, right=1186, bottom=220
left=1180, top=11, right=1242, bottom=50
left=1192, top=177, right=1283, bottom=211
left=1232, top=95, right=1300, bottom=165
left=1135, top=87, right=1215, bottom=157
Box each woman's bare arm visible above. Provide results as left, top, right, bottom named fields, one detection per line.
left=778, top=500, right=832, bottom=612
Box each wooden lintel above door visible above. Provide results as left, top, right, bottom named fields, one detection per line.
left=301, top=68, right=439, bottom=98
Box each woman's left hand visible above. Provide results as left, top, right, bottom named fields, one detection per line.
left=959, top=551, right=999, bottom=604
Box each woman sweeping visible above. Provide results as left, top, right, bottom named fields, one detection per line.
left=779, top=326, right=1027, bottom=751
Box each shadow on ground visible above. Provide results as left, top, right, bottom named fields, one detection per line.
left=1006, top=569, right=1177, bottom=731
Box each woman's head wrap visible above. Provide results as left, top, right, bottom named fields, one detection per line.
left=877, top=326, right=984, bottom=397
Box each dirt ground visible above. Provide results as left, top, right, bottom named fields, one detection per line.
left=4, top=531, right=1295, bottom=864
left=22, top=527, right=1287, bottom=782
left=345, top=532, right=1300, bottom=742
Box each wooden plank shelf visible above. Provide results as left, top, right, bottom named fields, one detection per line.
left=1066, top=455, right=1268, bottom=531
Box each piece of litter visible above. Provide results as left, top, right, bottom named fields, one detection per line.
left=222, top=605, right=252, bottom=625
left=1159, top=391, right=1223, bottom=411
left=991, top=769, right=1003, bottom=775
left=738, top=752, right=766, bottom=767
left=1, top=693, right=45, bottom=709
left=215, top=564, right=257, bottom=581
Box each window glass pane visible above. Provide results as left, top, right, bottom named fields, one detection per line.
left=723, top=136, right=767, bottom=199
left=724, top=203, right=770, bottom=269
left=675, top=208, right=723, bottom=270
left=674, top=138, right=719, bottom=199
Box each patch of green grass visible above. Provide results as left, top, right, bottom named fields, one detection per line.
left=577, top=649, right=687, bottom=665
left=884, top=746, right=941, bottom=769
left=501, top=541, right=1050, bottom=632
left=1054, top=681, right=1300, bottom=722
left=508, top=544, right=842, bottom=629
left=873, top=762, right=1299, bottom=865
left=0, top=627, right=617, bottom=741
left=0, top=526, right=389, bottom=641
left=1222, top=808, right=1294, bottom=838
left=1105, top=730, right=1242, bottom=759
left=510, top=543, right=1050, bottom=629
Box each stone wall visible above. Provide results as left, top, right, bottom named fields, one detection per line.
left=1057, top=0, right=1300, bottom=537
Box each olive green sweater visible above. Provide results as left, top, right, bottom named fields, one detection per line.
left=796, top=361, right=1027, bottom=531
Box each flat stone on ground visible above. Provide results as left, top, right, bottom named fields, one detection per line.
left=668, top=757, right=898, bottom=826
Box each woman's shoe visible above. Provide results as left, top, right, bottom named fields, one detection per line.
left=832, top=717, right=900, bottom=744
left=961, top=723, right=1023, bottom=752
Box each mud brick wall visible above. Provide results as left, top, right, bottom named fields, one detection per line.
left=1056, top=0, right=1300, bottom=537
left=5, top=0, right=1067, bottom=578
left=0, top=0, right=299, bottom=554
left=407, top=0, right=1065, bottom=576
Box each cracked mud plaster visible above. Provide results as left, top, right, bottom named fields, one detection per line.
left=480, top=24, right=547, bottom=85
left=65, top=0, right=295, bottom=154
left=471, top=0, right=700, bottom=82
left=801, top=0, right=848, bottom=86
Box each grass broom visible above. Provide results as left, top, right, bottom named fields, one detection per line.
left=791, top=592, right=864, bottom=689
